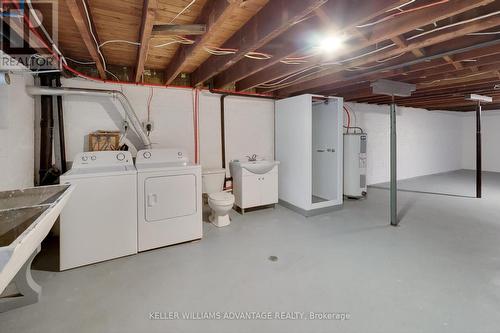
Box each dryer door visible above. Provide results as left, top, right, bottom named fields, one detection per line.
left=145, top=174, right=197, bottom=222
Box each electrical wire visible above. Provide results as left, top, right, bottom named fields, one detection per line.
left=203, top=46, right=238, bottom=55
left=467, top=31, right=500, bottom=36
left=343, top=106, right=351, bottom=128
left=280, top=59, right=309, bottom=65
left=420, top=71, right=491, bottom=85
left=18, top=4, right=274, bottom=101
left=325, top=43, right=396, bottom=65
left=66, top=57, right=96, bottom=65
left=386, top=0, right=415, bottom=12
left=154, top=36, right=195, bottom=48
left=280, top=51, right=320, bottom=64
left=376, top=52, right=406, bottom=63
left=258, top=66, right=323, bottom=87
left=258, top=66, right=331, bottom=90
left=99, top=40, right=141, bottom=48
left=407, top=11, right=500, bottom=41
left=147, top=87, right=154, bottom=122
left=105, top=69, right=120, bottom=81
left=244, top=52, right=272, bottom=60
left=272, top=9, right=500, bottom=90
left=26, top=0, right=67, bottom=65
left=345, top=104, right=358, bottom=128
left=81, top=0, right=107, bottom=70
left=170, top=0, right=197, bottom=23
left=153, top=36, right=194, bottom=47
left=357, top=0, right=449, bottom=28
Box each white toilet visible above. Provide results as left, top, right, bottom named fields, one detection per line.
left=202, top=168, right=235, bottom=227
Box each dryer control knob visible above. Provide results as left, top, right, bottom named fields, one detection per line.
left=116, top=152, right=126, bottom=161
left=143, top=151, right=152, bottom=159
left=91, top=155, right=97, bottom=161
left=82, top=156, right=88, bottom=161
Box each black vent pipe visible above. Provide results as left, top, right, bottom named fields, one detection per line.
left=39, top=74, right=54, bottom=185
left=55, top=76, right=67, bottom=173
left=220, top=94, right=227, bottom=170
left=210, top=88, right=275, bottom=171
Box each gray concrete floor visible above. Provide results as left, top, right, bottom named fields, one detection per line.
left=1, top=169, right=500, bottom=333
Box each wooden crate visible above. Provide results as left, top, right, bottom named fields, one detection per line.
left=88, top=131, right=121, bottom=151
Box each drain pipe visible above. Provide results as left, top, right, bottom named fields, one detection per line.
left=26, top=86, right=152, bottom=149
left=220, top=94, right=227, bottom=170
left=38, top=75, right=54, bottom=184
left=210, top=89, right=275, bottom=169
left=55, top=77, right=67, bottom=173
left=210, top=89, right=275, bottom=189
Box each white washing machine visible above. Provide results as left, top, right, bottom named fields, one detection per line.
left=136, top=149, right=202, bottom=252
left=59, top=151, right=137, bottom=270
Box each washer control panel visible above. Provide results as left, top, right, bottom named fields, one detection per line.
left=72, top=151, right=134, bottom=168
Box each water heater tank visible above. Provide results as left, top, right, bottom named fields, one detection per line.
left=343, top=133, right=367, bottom=198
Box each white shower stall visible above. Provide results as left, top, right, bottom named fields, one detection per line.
left=275, top=94, right=343, bottom=216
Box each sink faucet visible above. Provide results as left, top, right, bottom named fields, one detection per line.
left=246, top=154, right=257, bottom=162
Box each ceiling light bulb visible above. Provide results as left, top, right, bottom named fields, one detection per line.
left=318, top=35, right=344, bottom=53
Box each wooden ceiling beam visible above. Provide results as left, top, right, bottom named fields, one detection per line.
left=432, top=102, right=500, bottom=111
left=273, top=11, right=500, bottom=95
left=314, top=43, right=500, bottom=98
left=443, top=55, right=463, bottom=70
left=163, top=0, right=244, bottom=85
left=135, top=0, right=158, bottom=83
left=65, top=0, right=106, bottom=79
left=151, top=24, right=205, bottom=36
left=213, top=0, right=408, bottom=88
left=190, top=0, right=329, bottom=86
left=340, top=76, right=499, bottom=101
left=359, top=87, right=500, bottom=105
left=336, top=76, right=499, bottom=103
left=240, top=0, right=493, bottom=92
left=391, top=35, right=424, bottom=58
left=278, top=40, right=500, bottom=98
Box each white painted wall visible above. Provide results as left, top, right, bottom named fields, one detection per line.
left=461, top=109, right=500, bottom=172
left=60, top=78, right=275, bottom=172
left=1, top=72, right=490, bottom=194
left=345, top=102, right=464, bottom=185
left=0, top=74, right=35, bottom=191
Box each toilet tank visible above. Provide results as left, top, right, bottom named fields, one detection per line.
left=202, top=168, right=225, bottom=193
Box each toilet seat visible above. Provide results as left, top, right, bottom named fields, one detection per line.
left=208, top=192, right=234, bottom=204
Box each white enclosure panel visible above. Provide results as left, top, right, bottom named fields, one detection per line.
left=277, top=95, right=343, bottom=212
left=145, top=175, right=196, bottom=222
left=275, top=94, right=312, bottom=209
left=312, top=101, right=340, bottom=202
left=0, top=74, right=34, bottom=191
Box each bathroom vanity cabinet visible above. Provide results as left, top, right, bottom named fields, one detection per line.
left=231, top=163, right=279, bottom=212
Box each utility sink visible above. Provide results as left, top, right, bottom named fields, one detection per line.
left=230, top=160, right=280, bottom=174
left=0, top=184, right=74, bottom=312
left=0, top=185, right=71, bottom=210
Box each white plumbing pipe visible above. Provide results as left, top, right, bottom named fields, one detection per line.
left=26, top=86, right=152, bottom=149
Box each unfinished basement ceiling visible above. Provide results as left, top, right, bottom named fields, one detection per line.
left=22, top=0, right=500, bottom=110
